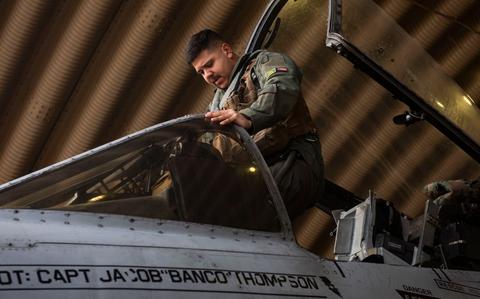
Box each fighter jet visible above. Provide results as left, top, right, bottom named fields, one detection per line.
left=0, top=0, right=478, bottom=298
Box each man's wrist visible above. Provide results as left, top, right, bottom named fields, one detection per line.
left=240, top=113, right=254, bottom=133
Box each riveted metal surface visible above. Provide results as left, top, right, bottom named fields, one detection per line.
left=0, top=208, right=298, bottom=256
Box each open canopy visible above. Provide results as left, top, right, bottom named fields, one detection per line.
left=325, top=0, right=480, bottom=161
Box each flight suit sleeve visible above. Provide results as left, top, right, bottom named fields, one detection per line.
left=239, top=52, right=301, bottom=133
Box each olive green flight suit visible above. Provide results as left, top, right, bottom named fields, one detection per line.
left=209, top=50, right=324, bottom=219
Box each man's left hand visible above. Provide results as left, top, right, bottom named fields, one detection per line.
left=205, top=109, right=252, bottom=129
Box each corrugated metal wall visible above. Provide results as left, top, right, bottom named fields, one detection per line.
left=0, top=0, right=478, bottom=256
left=0, top=0, right=267, bottom=181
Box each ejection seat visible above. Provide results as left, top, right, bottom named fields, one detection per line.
left=167, top=139, right=278, bottom=231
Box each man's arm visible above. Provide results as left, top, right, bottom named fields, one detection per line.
left=239, top=52, right=301, bottom=133
left=205, top=52, right=301, bottom=130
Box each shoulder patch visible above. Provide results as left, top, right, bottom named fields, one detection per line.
left=265, top=68, right=276, bottom=79
left=265, top=67, right=289, bottom=79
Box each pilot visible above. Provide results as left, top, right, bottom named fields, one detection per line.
left=185, top=29, right=324, bottom=219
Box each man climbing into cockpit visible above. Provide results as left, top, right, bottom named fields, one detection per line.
left=185, top=29, right=324, bottom=219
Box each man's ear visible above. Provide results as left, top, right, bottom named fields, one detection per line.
left=221, top=42, right=234, bottom=58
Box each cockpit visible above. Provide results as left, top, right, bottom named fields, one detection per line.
left=0, top=117, right=281, bottom=232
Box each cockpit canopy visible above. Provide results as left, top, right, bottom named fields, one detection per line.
left=0, top=116, right=281, bottom=232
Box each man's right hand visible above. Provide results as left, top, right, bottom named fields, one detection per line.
left=205, top=109, right=252, bottom=129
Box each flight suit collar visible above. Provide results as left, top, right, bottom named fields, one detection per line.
left=222, top=50, right=264, bottom=91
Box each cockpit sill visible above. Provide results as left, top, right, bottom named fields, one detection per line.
left=0, top=208, right=304, bottom=257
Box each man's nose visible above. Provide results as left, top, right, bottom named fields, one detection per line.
left=204, top=70, right=214, bottom=83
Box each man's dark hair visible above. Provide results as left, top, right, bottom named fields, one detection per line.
left=186, top=29, right=224, bottom=65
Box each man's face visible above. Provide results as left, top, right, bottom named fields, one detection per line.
left=192, top=43, right=237, bottom=90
